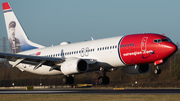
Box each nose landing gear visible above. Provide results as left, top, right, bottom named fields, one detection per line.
left=154, top=59, right=163, bottom=74
left=154, top=66, right=161, bottom=74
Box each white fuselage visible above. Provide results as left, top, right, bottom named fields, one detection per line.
left=10, top=36, right=125, bottom=75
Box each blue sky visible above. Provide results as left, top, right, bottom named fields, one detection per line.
left=0, top=0, right=180, bottom=47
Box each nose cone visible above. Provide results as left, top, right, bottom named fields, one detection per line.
left=164, top=42, right=178, bottom=56
left=174, top=43, right=178, bottom=52
left=170, top=43, right=178, bottom=53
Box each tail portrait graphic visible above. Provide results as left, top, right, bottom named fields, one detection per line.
left=3, top=2, right=45, bottom=54
left=8, top=21, right=22, bottom=53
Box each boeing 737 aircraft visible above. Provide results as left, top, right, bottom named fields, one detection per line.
left=0, top=2, right=178, bottom=85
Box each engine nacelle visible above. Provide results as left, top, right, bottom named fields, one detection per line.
left=61, top=59, right=88, bottom=75
left=123, top=64, right=150, bottom=76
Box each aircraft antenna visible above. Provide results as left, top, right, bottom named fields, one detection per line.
left=91, top=37, right=94, bottom=41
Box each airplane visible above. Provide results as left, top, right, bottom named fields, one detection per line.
left=0, top=2, right=178, bottom=85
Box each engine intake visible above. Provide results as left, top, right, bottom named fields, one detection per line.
left=123, top=64, right=150, bottom=76
left=61, top=59, right=88, bottom=75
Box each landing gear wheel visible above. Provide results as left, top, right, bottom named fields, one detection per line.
left=62, top=76, right=68, bottom=84
left=98, top=69, right=110, bottom=85
left=62, top=76, right=74, bottom=85
left=154, top=69, right=161, bottom=74
left=98, top=76, right=110, bottom=85
left=154, top=66, right=161, bottom=74
left=68, top=76, right=74, bottom=85
left=98, top=76, right=104, bottom=85
left=103, top=76, right=110, bottom=85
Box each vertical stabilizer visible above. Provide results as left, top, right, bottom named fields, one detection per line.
left=2, top=2, right=45, bottom=54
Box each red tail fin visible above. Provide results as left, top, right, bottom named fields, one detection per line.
left=2, top=2, right=11, bottom=10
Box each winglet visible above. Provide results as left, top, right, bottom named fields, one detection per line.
left=2, top=2, right=11, bottom=11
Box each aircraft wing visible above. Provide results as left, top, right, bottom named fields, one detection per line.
left=0, top=52, right=97, bottom=70
left=0, top=52, right=64, bottom=70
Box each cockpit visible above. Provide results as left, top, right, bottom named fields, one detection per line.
left=154, top=38, right=172, bottom=43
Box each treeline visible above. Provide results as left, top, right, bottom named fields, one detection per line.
left=0, top=48, right=180, bottom=87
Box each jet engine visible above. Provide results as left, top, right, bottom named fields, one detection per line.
left=61, top=59, right=88, bottom=75
left=123, top=64, right=149, bottom=76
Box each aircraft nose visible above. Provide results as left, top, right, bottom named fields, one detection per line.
left=165, top=42, right=178, bottom=55
left=171, top=43, right=178, bottom=52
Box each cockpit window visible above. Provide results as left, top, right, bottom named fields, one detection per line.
left=161, top=39, right=168, bottom=42
left=154, top=39, right=161, bottom=43
left=154, top=38, right=171, bottom=43
left=167, top=38, right=172, bottom=42
left=154, top=39, right=158, bottom=43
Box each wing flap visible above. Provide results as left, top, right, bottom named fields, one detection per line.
left=0, top=52, right=64, bottom=66
left=33, top=60, right=46, bottom=70
left=12, top=58, right=25, bottom=67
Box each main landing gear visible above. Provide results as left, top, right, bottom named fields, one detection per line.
left=98, top=71, right=110, bottom=85
left=154, top=66, right=161, bottom=74
left=62, top=75, right=74, bottom=85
